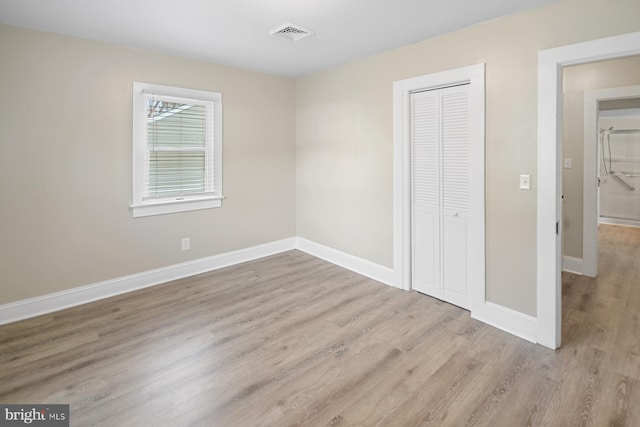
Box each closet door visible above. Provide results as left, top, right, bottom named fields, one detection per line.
left=411, top=90, right=441, bottom=299
left=410, top=84, right=471, bottom=310
left=441, top=84, right=470, bottom=310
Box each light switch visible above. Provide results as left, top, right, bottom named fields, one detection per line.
left=564, top=158, right=572, bottom=169
left=519, top=174, right=531, bottom=190
left=181, top=237, right=190, bottom=251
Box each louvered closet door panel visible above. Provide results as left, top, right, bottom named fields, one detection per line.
left=441, top=84, right=470, bottom=309
left=411, top=90, right=441, bottom=298
left=442, top=216, right=468, bottom=308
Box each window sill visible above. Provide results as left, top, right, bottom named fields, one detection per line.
left=131, top=196, right=223, bottom=218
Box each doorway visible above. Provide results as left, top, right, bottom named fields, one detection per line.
left=393, top=64, right=485, bottom=316
left=581, top=83, right=640, bottom=277
left=561, top=59, right=640, bottom=278
left=597, top=108, right=640, bottom=227
left=537, top=31, right=640, bottom=349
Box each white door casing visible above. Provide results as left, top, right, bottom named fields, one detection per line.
left=394, top=63, right=485, bottom=316
left=537, top=31, right=640, bottom=350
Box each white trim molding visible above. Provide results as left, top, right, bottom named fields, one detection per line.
left=392, top=63, right=486, bottom=314
left=1, top=234, right=542, bottom=346
left=0, top=238, right=296, bottom=325
left=132, top=82, right=223, bottom=218
left=600, top=217, right=640, bottom=228
left=297, top=237, right=538, bottom=344
left=295, top=238, right=396, bottom=287
left=562, top=256, right=583, bottom=275
left=471, top=302, right=538, bottom=343
left=537, top=31, right=640, bottom=350
left=599, top=108, right=640, bottom=118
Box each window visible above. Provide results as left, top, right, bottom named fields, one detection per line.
left=132, top=82, right=222, bottom=217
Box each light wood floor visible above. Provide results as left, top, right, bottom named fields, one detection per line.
left=1, top=224, right=639, bottom=426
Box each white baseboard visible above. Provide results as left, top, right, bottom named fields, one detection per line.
left=1, top=235, right=542, bottom=348
left=599, top=217, right=640, bottom=228
left=562, top=256, right=583, bottom=275
left=295, top=237, right=397, bottom=288
left=0, top=238, right=296, bottom=325
left=471, top=302, right=538, bottom=343
left=293, top=239, right=539, bottom=346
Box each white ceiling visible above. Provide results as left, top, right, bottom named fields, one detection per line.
left=0, top=0, right=557, bottom=77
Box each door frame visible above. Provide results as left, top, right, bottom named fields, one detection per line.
left=393, top=63, right=485, bottom=315
left=537, top=31, right=640, bottom=349
left=582, top=85, right=640, bottom=278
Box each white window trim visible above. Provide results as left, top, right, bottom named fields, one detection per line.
left=131, top=82, right=223, bottom=217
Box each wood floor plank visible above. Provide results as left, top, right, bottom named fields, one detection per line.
left=1, top=224, right=639, bottom=426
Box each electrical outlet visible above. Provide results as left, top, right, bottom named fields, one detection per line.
left=181, top=237, right=190, bottom=251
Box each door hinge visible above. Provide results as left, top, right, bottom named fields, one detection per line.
left=556, top=221, right=559, bottom=235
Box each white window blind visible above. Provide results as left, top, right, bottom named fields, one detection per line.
left=132, top=83, right=222, bottom=217
left=145, top=94, right=213, bottom=199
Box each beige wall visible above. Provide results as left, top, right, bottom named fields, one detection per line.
left=296, top=0, right=640, bottom=316
left=0, top=25, right=296, bottom=304
left=562, top=56, right=640, bottom=258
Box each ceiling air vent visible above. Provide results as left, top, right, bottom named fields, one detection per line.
left=270, top=23, right=313, bottom=41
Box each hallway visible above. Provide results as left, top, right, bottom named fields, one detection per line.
left=559, top=223, right=640, bottom=424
